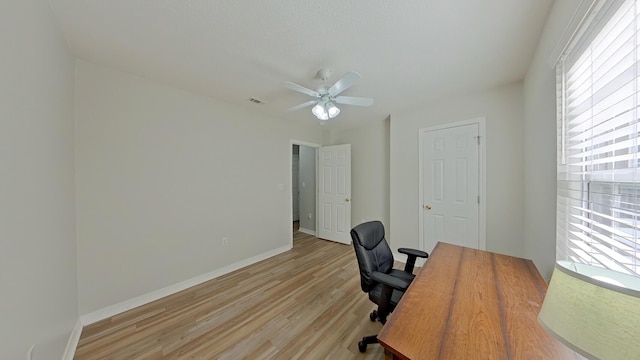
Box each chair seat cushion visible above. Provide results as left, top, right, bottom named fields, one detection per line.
left=388, top=269, right=415, bottom=285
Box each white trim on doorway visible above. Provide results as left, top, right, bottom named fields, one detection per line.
left=289, top=140, right=321, bottom=247
left=417, top=117, right=487, bottom=253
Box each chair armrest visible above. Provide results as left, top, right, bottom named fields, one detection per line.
left=371, top=271, right=411, bottom=292
left=371, top=271, right=410, bottom=324
left=398, top=248, right=429, bottom=259
left=398, top=248, right=429, bottom=274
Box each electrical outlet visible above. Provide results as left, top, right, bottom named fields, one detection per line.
left=307, top=213, right=312, bottom=220
left=221, top=237, right=229, bottom=247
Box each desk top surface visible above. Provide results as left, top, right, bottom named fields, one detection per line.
left=377, top=242, right=576, bottom=360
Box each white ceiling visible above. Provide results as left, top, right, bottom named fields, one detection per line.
left=48, top=0, right=554, bottom=129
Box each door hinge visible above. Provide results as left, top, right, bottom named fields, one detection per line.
left=474, top=135, right=480, bottom=145
left=477, top=195, right=480, bottom=204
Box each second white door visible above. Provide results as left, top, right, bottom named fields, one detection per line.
left=318, top=144, right=351, bottom=244
left=421, top=123, right=479, bottom=253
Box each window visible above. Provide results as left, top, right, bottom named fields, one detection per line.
left=557, top=0, right=640, bottom=277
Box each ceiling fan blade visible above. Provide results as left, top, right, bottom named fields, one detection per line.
left=282, top=81, right=320, bottom=98
left=286, top=100, right=318, bottom=112
left=334, top=96, right=374, bottom=107
left=328, top=71, right=361, bottom=97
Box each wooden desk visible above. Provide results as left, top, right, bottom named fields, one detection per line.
left=377, top=242, right=577, bottom=360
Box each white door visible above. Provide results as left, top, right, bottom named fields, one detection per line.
left=318, top=144, right=351, bottom=244
left=292, top=153, right=300, bottom=222
left=421, top=123, right=479, bottom=253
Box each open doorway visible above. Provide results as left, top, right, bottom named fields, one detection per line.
left=290, top=140, right=320, bottom=244
left=292, top=143, right=317, bottom=236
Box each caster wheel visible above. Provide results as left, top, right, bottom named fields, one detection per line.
left=358, top=340, right=367, bottom=353
left=369, top=310, right=377, bottom=321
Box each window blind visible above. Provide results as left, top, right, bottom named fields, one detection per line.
left=557, top=0, right=640, bottom=277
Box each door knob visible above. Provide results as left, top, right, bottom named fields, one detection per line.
left=345, top=198, right=351, bottom=202
left=424, top=204, right=432, bottom=210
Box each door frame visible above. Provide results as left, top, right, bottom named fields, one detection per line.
left=418, top=117, right=487, bottom=252
left=289, top=139, right=321, bottom=247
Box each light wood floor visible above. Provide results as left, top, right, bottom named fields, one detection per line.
left=74, top=227, right=386, bottom=359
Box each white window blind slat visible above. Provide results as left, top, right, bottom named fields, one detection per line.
left=568, top=231, right=636, bottom=266
left=572, top=206, right=639, bottom=230
left=592, top=253, right=635, bottom=273
left=570, top=222, right=638, bottom=255
left=566, top=86, right=640, bottom=132
left=569, top=152, right=637, bottom=166
left=569, top=214, right=634, bottom=239
left=566, top=22, right=635, bottom=101
left=594, top=243, right=637, bottom=263
left=568, top=137, right=636, bottom=158
left=571, top=116, right=636, bottom=143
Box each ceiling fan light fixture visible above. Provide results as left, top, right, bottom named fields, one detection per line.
left=312, top=103, right=329, bottom=120
left=327, top=102, right=340, bottom=118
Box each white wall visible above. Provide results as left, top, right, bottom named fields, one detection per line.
left=298, top=145, right=316, bottom=232
left=390, top=83, right=524, bottom=256
left=74, top=60, right=323, bottom=314
left=0, top=1, right=78, bottom=359
left=523, top=0, right=584, bottom=280
left=330, top=117, right=391, bottom=231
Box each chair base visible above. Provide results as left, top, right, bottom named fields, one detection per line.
left=358, top=335, right=379, bottom=352
left=358, top=309, right=385, bottom=352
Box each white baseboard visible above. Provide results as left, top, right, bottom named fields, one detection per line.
left=298, top=227, right=315, bottom=236
left=79, top=244, right=292, bottom=326
left=62, top=319, right=83, bottom=360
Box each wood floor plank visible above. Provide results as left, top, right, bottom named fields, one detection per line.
left=75, top=230, right=386, bottom=359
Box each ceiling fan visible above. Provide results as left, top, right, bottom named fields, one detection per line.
left=283, top=69, right=374, bottom=120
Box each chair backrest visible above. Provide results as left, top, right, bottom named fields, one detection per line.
left=350, top=221, right=394, bottom=292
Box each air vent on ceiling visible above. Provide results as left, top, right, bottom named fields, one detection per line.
left=249, top=98, right=265, bottom=105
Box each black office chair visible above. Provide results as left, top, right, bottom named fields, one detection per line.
left=350, top=220, right=428, bottom=352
